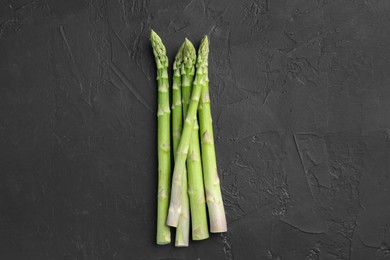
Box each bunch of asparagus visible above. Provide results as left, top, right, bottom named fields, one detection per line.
left=151, top=30, right=227, bottom=247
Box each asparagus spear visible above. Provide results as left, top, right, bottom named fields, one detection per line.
left=181, top=39, right=209, bottom=240
left=172, top=43, right=190, bottom=247
left=198, top=56, right=227, bottom=233
left=151, top=30, right=171, bottom=244
left=172, top=43, right=184, bottom=164
left=167, top=36, right=209, bottom=228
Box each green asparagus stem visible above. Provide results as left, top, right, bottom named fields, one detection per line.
left=167, top=36, right=209, bottom=228
left=172, top=43, right=184, bottom=161
left=198, top=53, right=227, bottom=233
left=181, top=39, right=209, bottom=240
left=151, top=30, right=171, bottom=244
left=172, top=43, right=190, bottom=247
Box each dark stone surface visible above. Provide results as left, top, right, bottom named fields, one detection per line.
left=1, top=0, right=390, bottom=259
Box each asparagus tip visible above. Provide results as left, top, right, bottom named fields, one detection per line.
left=200, top=35, right=209, bottom=48
left=182, top=39, right=196, bottom=69
left=150, top=29, right=157, bottom=40
left=196, top=36, right=209, bottom=66
left=150, top=30, right=168, bottom=66
left=173, top=42, right=185, bottom=70
left=184, top=38, right=195, bottom=49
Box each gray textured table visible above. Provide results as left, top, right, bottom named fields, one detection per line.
left=1, top=0, right=390, bottom=259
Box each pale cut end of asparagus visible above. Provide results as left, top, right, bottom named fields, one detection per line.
left=205, top=187, right=227, bottom=232
left=156, top=235, right=171, bottom=245
left=166, top=191, right=182, bottom=227
left=175, top=170, right=190, bottom=247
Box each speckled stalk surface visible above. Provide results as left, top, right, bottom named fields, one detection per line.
left=181, top=39, right=209, bottom=240
left=150, top=30, right=171, bottom=245
left=2, top=0, right=390, bottom=259
left=198, top=77, right=227, bottom=233
left=172, top=43, right=190, bottom=247
left=166, top=36, right=209, bottom=228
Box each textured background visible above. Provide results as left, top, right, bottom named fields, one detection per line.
left=1, top=0, right=390, bottom=259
